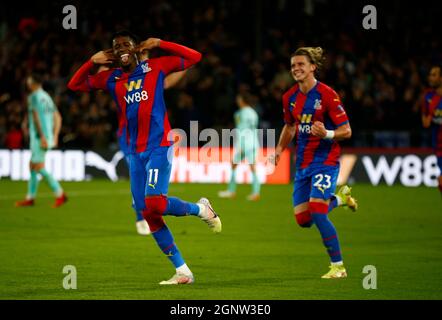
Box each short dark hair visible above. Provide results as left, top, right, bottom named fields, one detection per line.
left=28, top=72, right=43, bottom=85
left=111, top=30, right=139, bottom=47
left=238, top=92, right=255, bottom=106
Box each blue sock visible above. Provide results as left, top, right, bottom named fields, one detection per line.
left=328, top=195, right=338, bottom=211
left=152, top=225, right=185, bottom=268
left=312, top=213, right=342, bottom=263
left=135, top=209, right=144, bottom=221
left=132, top=199, right=144, bottom=221
left=165, top=197, right=200, bottom=216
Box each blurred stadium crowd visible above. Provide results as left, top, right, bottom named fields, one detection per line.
left=0, top=0, right=441, bottom=150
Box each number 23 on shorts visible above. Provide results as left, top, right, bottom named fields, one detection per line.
left=313, top=173, right=332, bottom=194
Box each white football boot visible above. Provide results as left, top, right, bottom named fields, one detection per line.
left=197, top=198, right=222, bottom=233
left=159, top=272, right=194, bottom=285
left=136, top=220, right=151, bottom=235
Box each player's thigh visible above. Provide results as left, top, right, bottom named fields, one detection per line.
left=309, top=165, right=340, bottom=201
left=294, top=202, right=309, bottom=215
left=128, top=153, right=147, bottom=210
left=144, top=146, right=173, bottom=196
left=293, top=171, right=311, bottom=214
left=30, top=142, right=46, bottom=164
left=244, top=146, right=258, bottom=165
left=232, top=147, right=245, bottom=165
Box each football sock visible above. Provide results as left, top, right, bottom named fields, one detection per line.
left=310, top=202, right=343, bottom=263
left=176, top=263, right=192, bottom=275
left=152, top=225, right=185, bottom=268
left=38, top=169, right=63, bottom=197
left=135, top=209, right=144, bottom=221
left=228, top=168, right=237, bottom=193
left=132, top=199, right=144, bottom=221
left=26, top=170, right=39, bottom=199
left=296, top=210, right=313, bottom=228
left=165, top=197, right=200, bottom=216
left=328, top=195, right=338, bottom=211
left=252, top=171, right=260, bottom=195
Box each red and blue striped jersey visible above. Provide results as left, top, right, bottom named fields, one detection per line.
left=282, top=81, right=349, bottom=169
left=422, top=89, right=442, bottom=156
left=87, top=57, right=179, bottom=154
left=68, top=41, right=201, bottom=154
left=422, top=89, right=437, bottom=117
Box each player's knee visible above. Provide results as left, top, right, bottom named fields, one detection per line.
left=295, top=210, right=313, bottom=228
left=308, top=201, right=329, bottom=215
left=143, top=195, right=168, bottom=232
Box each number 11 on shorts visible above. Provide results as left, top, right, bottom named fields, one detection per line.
left=148, top=169, right=159, bottom=189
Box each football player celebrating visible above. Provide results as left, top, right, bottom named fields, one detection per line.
left=270, top=47, right=358, bottom=279
left=421, top=65, right=442, bottom=196
left=68, top=30, right=221, bottom=285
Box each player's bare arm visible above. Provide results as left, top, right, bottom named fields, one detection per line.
left=21, top=114, right=29, bottom=139
left=271, top=123, right=296, bottom=166
left=422, top=114, right=432, bottom=128
left=53, top=110, right=62, bottom=148
left=32, top=110, right=48, bottom=149
left=136, top=38, right=161, bottom=51
left=311, top=121, right=352, bottom=141
left=164, top=70, right=188, bottom=89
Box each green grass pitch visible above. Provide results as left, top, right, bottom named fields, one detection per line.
left=0, top=180, right=441, bottom=300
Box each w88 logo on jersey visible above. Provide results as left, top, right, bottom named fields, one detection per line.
left=297, top=113, right=312, bottom=134
left=124, top=91, right=148, bottom=104
left=298, top=124, right=312, bottom=134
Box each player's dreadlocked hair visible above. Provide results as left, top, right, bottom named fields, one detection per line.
left=292, top=47, right=325, bottom=71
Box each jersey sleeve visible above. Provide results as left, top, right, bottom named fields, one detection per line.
left=421, top=91, right=432, bottom=116
left=158, top=40, right=202, bottom=74
left=87, top=70, right=112, bottom=90
left=325, top=90, right=349, bottom=127
left=156, top=56, right=186, bottom=76
left=28, top=95, right=37, bottom=111
left=67, top=60, right=112, bottom=92
left=282, top=92, right=295, bottom=125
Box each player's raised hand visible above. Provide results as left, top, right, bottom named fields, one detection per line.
left=91, top=49, right=116, bottom=65
left=136, top=38, right=161, bottom=52
left=311, top=121, right=327, bottom=138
